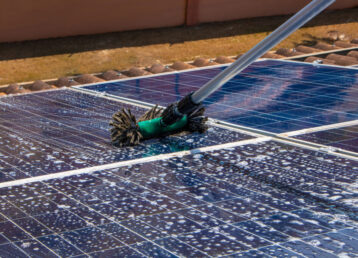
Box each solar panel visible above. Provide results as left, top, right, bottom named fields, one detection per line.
left=1, top=59, right=358, bottom=257
left=81, top=60, right=358, bottom=133
left=0, top=139, right=357, bottom=257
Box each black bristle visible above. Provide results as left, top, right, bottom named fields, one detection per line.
left=186, top=107, right=208, bottom=133
left=139, top=105, right=163, bottom=122
left=110, top=108, right=143, bottom=147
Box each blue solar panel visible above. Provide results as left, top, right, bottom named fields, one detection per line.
left=0, top=89, right=253, bottom=183
left=81, top=60, right=358, bottom=133
left=1, top=139, right=357, bottom=257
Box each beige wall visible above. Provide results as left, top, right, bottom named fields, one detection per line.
left=0, top=0, right=186, bottom=42
left=194, top=0, right=358, bottom=24
left=0, top=0, right=357, bottom=43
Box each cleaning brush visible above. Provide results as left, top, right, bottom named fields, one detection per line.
left=110, top=0, right=335, bottom=147
left=110, top=104, right=207, bottom=147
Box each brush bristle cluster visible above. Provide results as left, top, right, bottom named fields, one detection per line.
left=186, top=107, right=208, bottom=133
left=110, top=106, right=162, bottom=147
left=110, top=105, right=208, bottom=147
left=110, top=109, right=143, bottom=147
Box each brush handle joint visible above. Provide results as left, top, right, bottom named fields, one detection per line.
left=161, top=93, right=201, bottom=126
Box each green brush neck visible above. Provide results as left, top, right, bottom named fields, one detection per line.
left=138, top=116, right=188, bottom=139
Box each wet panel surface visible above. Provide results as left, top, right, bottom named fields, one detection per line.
left=0, top=140, right=357, bottom=256
left=0, top=89, right=253, bottom=183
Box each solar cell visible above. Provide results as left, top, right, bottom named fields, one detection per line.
left=81, top=60, right=358, bottom=133
left=0, top=139, right=357, bottom=257
left=293, top=124, right=358, bottom=153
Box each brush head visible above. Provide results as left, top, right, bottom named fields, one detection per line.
left=110, top=105, right=162, bottom=147
left=110, top=108, right=143, bottom=147
left=110, top=105, right=208, bottom=147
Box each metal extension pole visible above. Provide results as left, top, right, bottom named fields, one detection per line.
left=191, top=0, right=335, bottom=104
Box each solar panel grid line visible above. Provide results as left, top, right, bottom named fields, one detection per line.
left=3, top=92, right=138, bottom=151
left=297, top=231, right=358, bottom=257
left=0, top=184, right=140, bottom=257
left=283, top=134, right=358, bottom=160
left=0, top=137, right=271, bottom=189
left=0, top=90, right=123, bottom=130
left=0, top=120, right=111, bottom=178
left=213, top=119, right=280, bottom=138
left=1, top=96, right=113, bottom=147
left=226, top=240, right=335, bottom=258
left=287, top=124, right=358, bottom=156
left=29, top=89, right=134, bottom=119
left=0, top=193, right=145, bottom=257
left=0, top=233, right=30, bottom=258
left=0, top=204, right=64, bottom=257
left=48, top=177, right=254, bottom=257
left=161, top=148, right=356, bottom=215
left=236, top=66, right=358, bottom=86
left=198, top=86, right=358, bottom=122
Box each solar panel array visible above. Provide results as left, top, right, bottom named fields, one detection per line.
left=0, top=60, right=358, bottom=257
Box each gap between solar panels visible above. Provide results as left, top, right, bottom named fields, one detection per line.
left=0, top=136, right=271, bottom=188
left=279, top=120, right=358, bottom=158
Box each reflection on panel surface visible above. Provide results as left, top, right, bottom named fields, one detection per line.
left=83, top=60, right=358, bottom=133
